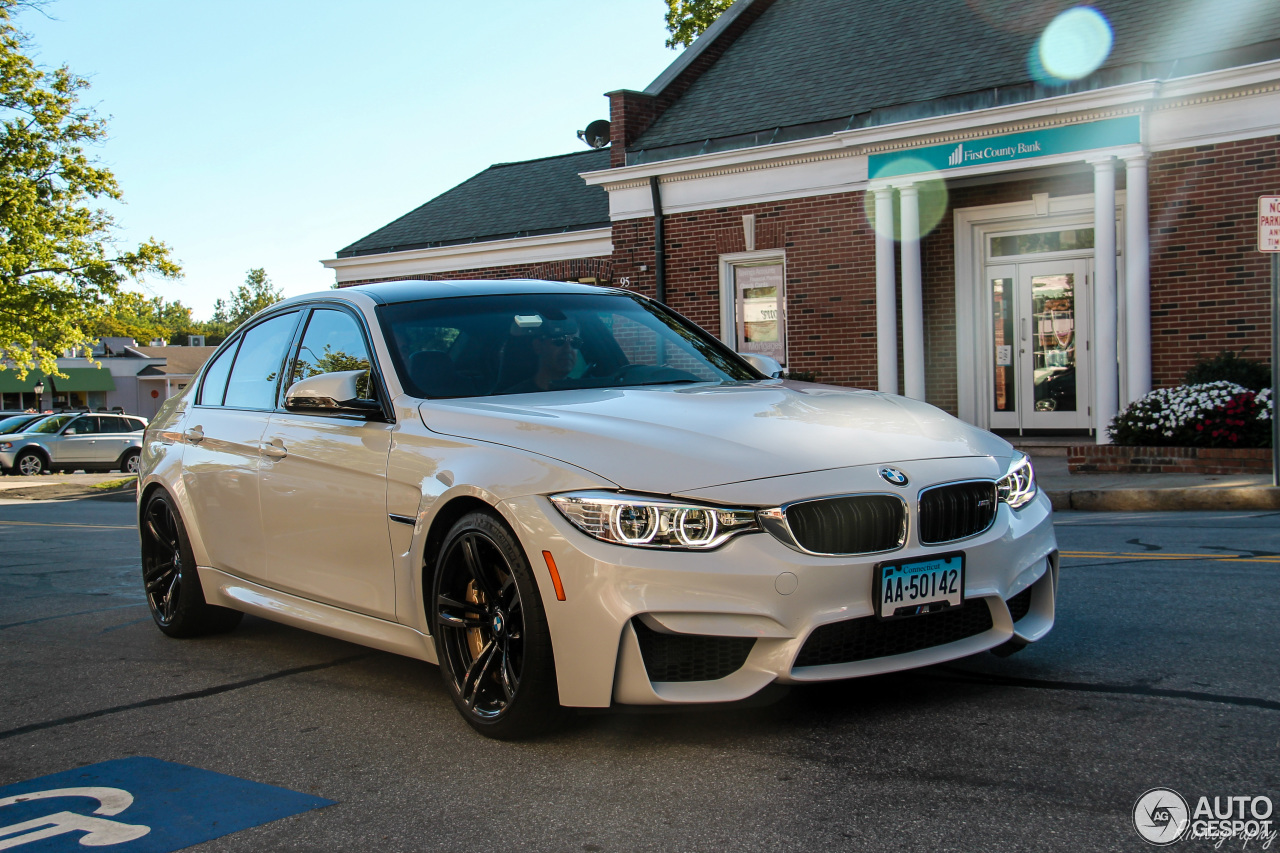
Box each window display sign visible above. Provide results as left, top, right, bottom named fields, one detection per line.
left=735, top=263, right=785, bottom=364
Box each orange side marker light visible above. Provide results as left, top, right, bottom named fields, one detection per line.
left=541, top=551, right=567, bottom=601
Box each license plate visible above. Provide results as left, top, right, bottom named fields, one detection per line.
left=875, top=553, right=964, bottom=619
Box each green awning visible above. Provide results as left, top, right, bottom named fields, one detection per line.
left=0, top=367, right=115, bottom=393
left=0, top=368, right=47, bottom=393
left=51, top=367, right=115, bottom=392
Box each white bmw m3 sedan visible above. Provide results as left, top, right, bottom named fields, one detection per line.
left=138, top=280, right=1057, bottom=738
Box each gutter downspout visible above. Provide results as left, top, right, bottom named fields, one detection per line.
left=650, top=176, right=666, bottom=304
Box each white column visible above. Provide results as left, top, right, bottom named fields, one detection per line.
left=874, top=187, right=898, bottom=394
left=1092, top=156, right=1119, bottom=444
left=1124, top=154, right=1151, bottom=403
left=899, top=184, right=925, bottom=400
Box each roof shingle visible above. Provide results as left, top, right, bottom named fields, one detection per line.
left=338, top=148, right=611, bottom=258
left=632, top=0, right=1280, bottom=158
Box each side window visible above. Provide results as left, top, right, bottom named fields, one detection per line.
left=68, top=416, right=100, bottom=435
left=224, top=312, right=300, bottom=410
left=126, top=418, right=146, bottom=432
left=198, top=342, right=238, bottom=406
left=287, top=309, right=374, bottom=400
left=98, top=416, right=124, bottom=434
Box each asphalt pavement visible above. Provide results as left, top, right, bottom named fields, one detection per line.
left=0, top=499, right=1276, bottom=851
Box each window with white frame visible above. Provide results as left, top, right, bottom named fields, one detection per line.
left=719, top=252, right=786, bottom=366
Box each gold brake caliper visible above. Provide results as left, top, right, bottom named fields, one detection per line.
left=465, top=581, right=486, bottom=659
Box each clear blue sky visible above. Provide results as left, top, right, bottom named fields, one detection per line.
left=17, top=1, right=678, bottom=321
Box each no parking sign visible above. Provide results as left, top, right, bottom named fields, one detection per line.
left=0, top=758, right=333, bottom=851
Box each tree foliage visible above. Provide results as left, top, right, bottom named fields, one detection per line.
left=664, top=0, right=733, bottom=48
left=92, top=291, right=200, bottom=347
left=207, top=267, right=282, bottom=338
left=0, top=0, right=180, bottom=376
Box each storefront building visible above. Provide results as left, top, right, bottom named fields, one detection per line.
left=327, top=0, right=1280, bottom=441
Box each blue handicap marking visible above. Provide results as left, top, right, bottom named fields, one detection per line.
left=0, top=757, right=334, bottom=851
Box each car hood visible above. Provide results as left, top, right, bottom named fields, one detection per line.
left=418, top=381, right=1013, bottom=495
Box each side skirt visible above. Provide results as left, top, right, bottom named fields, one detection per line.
left=197, top=566, right=438, bottom=664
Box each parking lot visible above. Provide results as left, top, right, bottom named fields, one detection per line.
left=1, top=495, right=1277, bottom=851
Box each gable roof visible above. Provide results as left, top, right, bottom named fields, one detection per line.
left=127, top=346, right=218, bottom=376
left=338, top=148, right=611, bottom=258
left=629, top=0, right=1280, bottom=163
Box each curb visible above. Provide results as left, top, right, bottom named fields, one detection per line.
left=1046, top=487, right=1280, bottom=512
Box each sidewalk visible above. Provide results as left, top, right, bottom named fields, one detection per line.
left=1031, top=453, right=1280, bottom=512
left=1, top=463, right=1277, bottom=512
left=0, top=472, right=136, bottom=502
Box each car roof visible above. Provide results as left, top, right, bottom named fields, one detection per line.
left=276, top=279, right=630, bottom=310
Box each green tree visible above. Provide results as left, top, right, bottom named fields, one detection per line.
left=206, top=267, right=282, bottom=338
left=0, top=0, right=180, bottom=377
left=93, top=291, right=200, bottom=346
left=664, top=0, right=732, bottom=48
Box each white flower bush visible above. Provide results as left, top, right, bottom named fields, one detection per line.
left=1108, top=382, right=1273, bottom=447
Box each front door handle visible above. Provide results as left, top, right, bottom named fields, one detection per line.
left=184, top=427, right=205, bottom=444
left=261, top=438, right=287, bottom=460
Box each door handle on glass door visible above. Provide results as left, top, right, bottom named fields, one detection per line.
left=262, top=438, right=287, bottom=459
left=184, top=427, right=204, bottom=444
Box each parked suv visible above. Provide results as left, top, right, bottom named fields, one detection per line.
left=0, top=412, right=148, bottom=475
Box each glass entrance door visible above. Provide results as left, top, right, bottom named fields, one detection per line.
left=988, top=258, right=1091, bottom=431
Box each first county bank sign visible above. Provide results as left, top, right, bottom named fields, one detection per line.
left=869, top=115, right=1141, bottom=177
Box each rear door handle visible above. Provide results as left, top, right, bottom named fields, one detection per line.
left=261, top=438, right=287, bottom=459
left=184, top=427, right=205, bottom=444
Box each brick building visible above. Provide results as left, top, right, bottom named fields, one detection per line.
left=326, top=0, right=1280, bottom=441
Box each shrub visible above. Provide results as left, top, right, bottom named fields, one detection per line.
left=1108, top=382, right=1273, bottom=447
left=1184, top=351, right=1271, bottom=391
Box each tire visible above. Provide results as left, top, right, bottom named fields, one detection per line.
left=431, top=510, right=563, bottom=739
left=15, top=451, right=46, bottom=476
left=140, top=490, right=242, bottom=638
left=121, top=449, right=142, bottom=475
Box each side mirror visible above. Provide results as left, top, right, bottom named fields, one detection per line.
left=284, top=370, right=381, bottom=416
left=738, top=353, right=784, bottom=378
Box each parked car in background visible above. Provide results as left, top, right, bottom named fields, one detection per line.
left=138, top=280, right=1057, bottom=739
left=0, top=412, right=148, bottom=475
left=0, top=414, right=48, bottom=436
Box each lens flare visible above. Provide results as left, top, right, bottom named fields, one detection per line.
left=863, top=164, right=950, bottom=241
left=1036, top=6, right=1113, bottom=82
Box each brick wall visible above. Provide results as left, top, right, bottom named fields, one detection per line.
left=1148, top=135, right=1278, bottom=387
left=1068, top=444, right=1272, bottom=474
left=611, top=193, right=881, bottom=390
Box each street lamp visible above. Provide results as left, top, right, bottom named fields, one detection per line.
left=32, top=379, right=44, bottom=412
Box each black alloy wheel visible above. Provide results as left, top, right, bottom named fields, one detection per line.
left=432, top=510, right=561, bottom=738
left=140, top=491, right=242, bottom=637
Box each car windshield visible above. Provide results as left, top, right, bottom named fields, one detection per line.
left=0, top=415, right=35, bottom=434
left=377, top=291, right=759, bottom=399
left=30, top=414, right=75, bottom=434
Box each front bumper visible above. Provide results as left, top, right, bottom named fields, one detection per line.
left=500, top=486, right=1058, bottom=708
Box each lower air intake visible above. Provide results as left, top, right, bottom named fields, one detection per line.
left=794, top=600, right=995, bottom=668
left=632, top=618, right=755, bottom=683
left=1006, top=585, right=1034, bottom=622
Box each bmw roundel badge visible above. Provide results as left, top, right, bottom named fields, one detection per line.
left=879, top=466, right=909, bottom=487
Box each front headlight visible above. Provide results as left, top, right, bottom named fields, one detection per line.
left=996, top=453, right=1037, bottom=510
left=0, top=442, right=11, bottom=451
left=549, top=491, right=760, bottom=550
